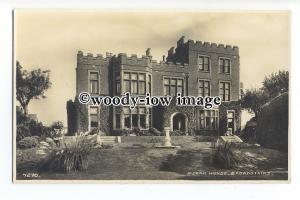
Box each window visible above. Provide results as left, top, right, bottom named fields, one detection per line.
left=198, top=55, right=210, bottom=72
left=164, top=77, right=184, bottom=96
left=90, top=107, right=99, bottom=128
left=148, top=75, right=151, bottom=94
left=139, top=107, right=147, bottom=129
left=115, top=72, right=120, bottom=95
left=123, top=72, right=146, bottom=95
left=227, top=111, right=235, bottom=134
left=90, top=72, right=99, bottom=94
left=219, top=58, right=231, bottom=74
left=198, top=80, right=210, bottom=97
left=197, top=110, right=219, bottom=130
left=138, top=74, right=146, bottom=95
left=116, top=107, right=149, bottom=130
left=219, top=82, right=230, bottom=101
left=124, top=107, right=131, bottom=129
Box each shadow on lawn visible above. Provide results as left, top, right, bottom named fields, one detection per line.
left=159, top=147, right=289, bottom=180
left=160, top=149, right=212, bottom=175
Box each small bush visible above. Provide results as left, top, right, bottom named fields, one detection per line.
left=212, top=142, right=240, bottom=169
left=40, top=126, right=53, bottom=139
left=170, top=130, right=185, bottom=136
left=32, top=135, right=41, bottom=142
left=149, top=128, right=162, bottom=136
left=111, top=129, right=131, bottom=136
left=43, top=137, right=95, bottom=173
left=51, top=121, right=64, bottom=130
left=27, top=120, right=44, bottom=137
left=16, top=124, right=31, bottom=141
left=18, top=136, right=40, bottom=149
left=132, top=127, right=142, bottom=136
left=240, top=117, right=257, bottom=143
left=88, top=127, right=99, bottom=135
left=45, top=137, right=56, bottom=147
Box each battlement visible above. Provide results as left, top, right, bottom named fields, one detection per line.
left=117, top=53, right=152, bottom=66
left=186, top=39, right=239, bottom=54
left=77, top=50, right=113, bottom=62
left=77, top=35, right=239, bottom=68
left=151, top=59, right=189, bottom=71
left=174, top=36, right=239, bottom=55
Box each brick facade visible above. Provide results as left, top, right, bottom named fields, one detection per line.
left=67, top=36, right=241, bottom=136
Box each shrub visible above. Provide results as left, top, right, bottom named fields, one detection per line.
left=88, top=127, right=99, bottom=135
left=16, top=124, right=31, bottom=141
left=16, top=108, right=55, bottom=140
left=170, top=130, right=185, bottom=136
left=51, top=121, right=64, bottom=130
left=138, top=130, right=152, bottom=136
left=16, top=107, right=28, bottom=124
left=111, top=129, right=131, bottom=136
left=212, top=142, right=240, bottom=169
left=17, top=136, right=40, bottom=149
left=40, top=126, right=53, bottom=138
left=149, top=128, right=162, bottom=136
left=132, top=127, right=142, bottom=136
left=240, top=118, right=257, bottom=143
left=27, top=120, right=44, bottom=137
left=43, top=137, right=95, bottom=173
left=32, top=135, right=41, bottom=142
left=45, top=137, right=56, bottom=147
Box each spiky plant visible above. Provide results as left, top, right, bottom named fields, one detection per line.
left=43, top=136, right=95, bottom=173
left=212, top=142, right=240, bottom=169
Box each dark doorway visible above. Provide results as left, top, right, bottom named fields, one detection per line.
left=172, top=113, right=186, bottom=132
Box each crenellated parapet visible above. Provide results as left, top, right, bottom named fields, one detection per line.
left=186, top=39, right=239, bottom=55
left=77, top=50, right=112, bottom=66
left=152, top=59, right=189, bottom=73
left=117, top=53, right=152, bottom=66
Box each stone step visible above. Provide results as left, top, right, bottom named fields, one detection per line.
left=98, top=136, right=120, bottom=144
left=219, top=135, right=243, bottom=143
left=101, top=138, right=117, bottom=141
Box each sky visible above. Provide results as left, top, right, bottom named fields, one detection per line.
left=15, top=11, right=290, bottom=126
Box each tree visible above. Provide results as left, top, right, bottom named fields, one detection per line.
left=16, top=61, right=51, bottom=116
left=241, top=89, right=269, bottom=118
left=262, top=70, right=289, bottom=98
left=51, top=121, right=64, bottom=130
left=241, top=70, right=289, bottom=118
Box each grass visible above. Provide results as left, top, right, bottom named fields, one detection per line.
left=16, top=139, right=288, bottom=181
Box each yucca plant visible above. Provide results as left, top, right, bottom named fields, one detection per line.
left=212, top=142, right=240, bottom=169
left=43, top=136, right=95, bottom=173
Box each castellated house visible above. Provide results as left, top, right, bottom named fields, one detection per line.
left=67, top=36, right=241, bottom=136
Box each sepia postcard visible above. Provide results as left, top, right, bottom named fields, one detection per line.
left=13, top=10, right=290, bottom=183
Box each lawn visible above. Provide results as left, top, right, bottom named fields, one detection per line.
left=16, top=139, right=288, bottom=181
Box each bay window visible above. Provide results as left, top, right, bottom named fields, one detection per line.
left=123, top=72, right=146, bottom=95
left=115, top=107, right=150, bottom=130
